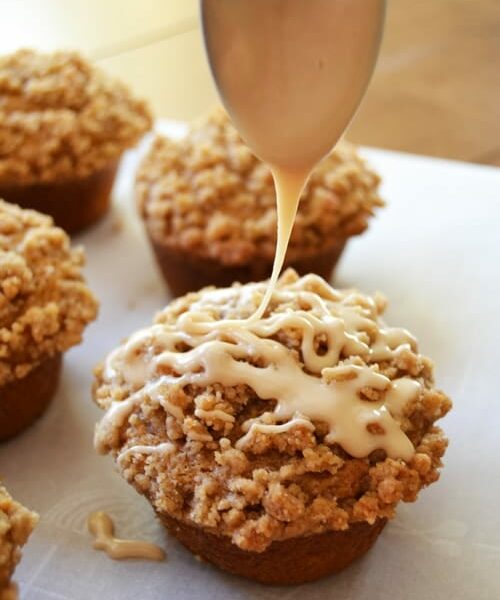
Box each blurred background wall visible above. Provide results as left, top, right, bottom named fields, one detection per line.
left=2, top=0, right=499, bottom=165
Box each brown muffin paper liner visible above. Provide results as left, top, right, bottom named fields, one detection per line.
left=149, top=237, right=347, bottom=298
left=0, top=353, right=62, bottom=441
left=0, top=161, right=118, bottom=235
left=157, top=511, right=386, bottom=585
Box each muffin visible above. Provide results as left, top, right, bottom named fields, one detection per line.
left=93, top=269, right=451, bottom=584
left=0, top=484, right=38, bottom=599
left=0, top=49, right=152, bottom=234
left=136, top=107, right=383, bottom=297
left=0, top=200, right=98, bottom=441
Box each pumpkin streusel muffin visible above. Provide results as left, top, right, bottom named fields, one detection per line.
left=0, top=49, right=152, bottom=234
left=136, top=107, right=383, bottom=297
left=93, top=269, right=451, bottom=584
left=0, top=484, right=38, bottom=599
left=0, top=200, right=98, bottom=441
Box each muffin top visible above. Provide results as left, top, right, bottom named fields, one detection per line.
left=0, top=49, right=152, bottom=184
left=136, top=108, right=383, bottom=266
left=94, top=269, right=451, bottom=552
left=0, top=200, right=98, bottom=386
left=0, top=484, right=38, bottom=598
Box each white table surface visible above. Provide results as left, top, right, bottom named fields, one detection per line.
left=1, top=123, right=499, bottom=599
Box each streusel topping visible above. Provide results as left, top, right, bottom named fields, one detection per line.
left=0, top=484, right=38, bottom=599
left=136, top=108, right=383, bottom=265
left=94, top=270, right=450, bottom=552
left=0, top=49, right=152, bottom=184
left=0, top=200, right=98, bottom=386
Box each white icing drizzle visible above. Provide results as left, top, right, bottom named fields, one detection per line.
left=194, top=408, right=235, bottom=423
left=252, top=167, right=310, bottom=319
left=88, top=511, right=166, bottom=561
left=237, top=415, right=316, bottom=449
left=117, top=442, right=175, bottom=466
left=385, top=378, right=421, bottom=418
left=95, top=274, right=421, bottom=462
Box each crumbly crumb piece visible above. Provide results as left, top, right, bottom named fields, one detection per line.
left=0, top=49, right=152, bottom=184
left=0, top=200, right=98, bottom=386
left=0, top=484, right=38, bottom=597
left=94, top=271, right=451, bottom=552
left=136, top=107, right=383, bottom=265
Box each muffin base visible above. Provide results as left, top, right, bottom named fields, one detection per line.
left=158, top=512, right=386, bottom=585
left=0, top=162, right=118, bottom=234
left=0, top=354, right=62, bottom=442
left=149, top=238, right=347, bottom=297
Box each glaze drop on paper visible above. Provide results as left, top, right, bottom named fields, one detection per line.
left=88, top=511, right=166, bottom=561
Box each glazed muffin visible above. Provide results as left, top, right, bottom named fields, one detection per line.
left=0, top=49, right=152, bottom=234
left=93, top=269, right=451, bottom=584
left=0, top=200, right=98, bottom=441
left=136, top=107, right=383, bottom=297
left=0, top=484, right=38, bottom=599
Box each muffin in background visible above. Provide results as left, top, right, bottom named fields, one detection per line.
left=136, top=107, right=383, bottom=297
left=0, top=49, right=152, bottom=234
left=93, top=269, right=451, bottom=584
left=0, top=200, right=98, bottom=441
left=0, top=483, right=38, bottom=599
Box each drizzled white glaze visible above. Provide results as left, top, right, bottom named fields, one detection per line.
left=252, top=167, right=310, bottom=319
left=95, top=274, right=421, bottom=462
left=88, top=511, right=166, bottom=561
left=117, top=442, right=175, bottom=466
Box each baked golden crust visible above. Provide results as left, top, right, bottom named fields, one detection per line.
left=0, top=484, right=38, bottom=597
left=0, top=49, right=152, bottom=184
left=94, top=270, right=451, bottom=553
left=0, top=199, right=98, bottom=386
left=136, top=107, right=383, bottom=266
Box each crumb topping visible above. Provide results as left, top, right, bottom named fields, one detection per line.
left=93, top=270, right=451, bottom=552
left=0, top=484, right=38, bottom=597
left=0, top=200, right=98, bottom=386
left=0, top=49, right=152, bottom=184
left=136, top=107, right=383, bottom=265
